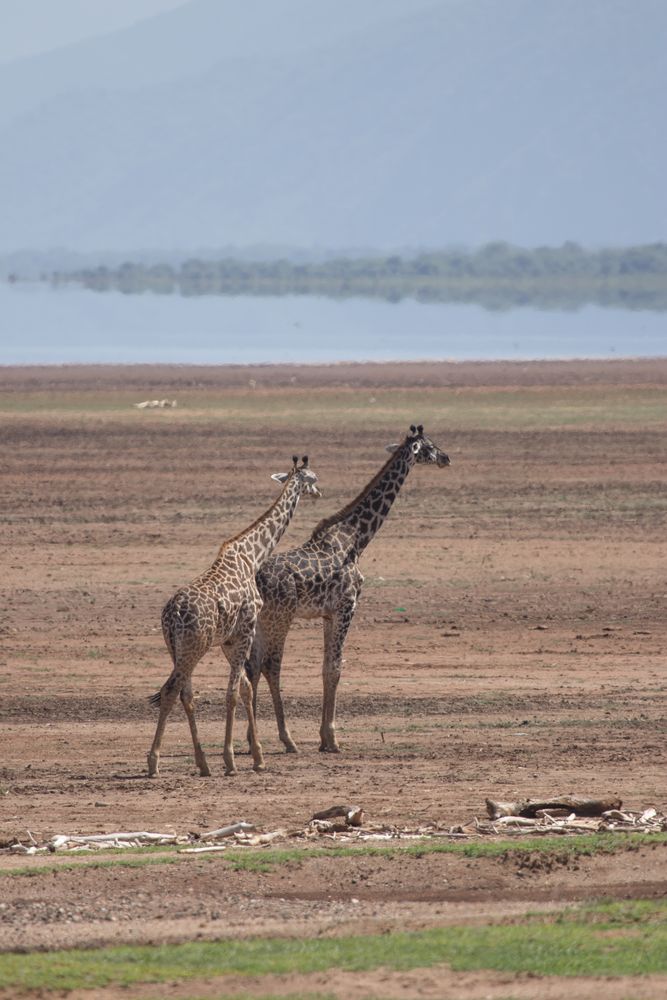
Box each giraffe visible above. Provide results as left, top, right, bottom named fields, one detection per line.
left=246, top=425, right=450, bottom=754
left=147, top=455, right=318, bottom=778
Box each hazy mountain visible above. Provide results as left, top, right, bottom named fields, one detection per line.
left=1, top=0, right=665, bottom=253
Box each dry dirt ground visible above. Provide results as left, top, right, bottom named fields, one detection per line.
left=1, top=359, right=666, bottom=998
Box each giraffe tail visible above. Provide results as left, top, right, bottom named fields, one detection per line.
left=148, top=672, right=180, bottom=707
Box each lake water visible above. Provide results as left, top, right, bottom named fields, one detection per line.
left=2, top=281, right=666, bottom=364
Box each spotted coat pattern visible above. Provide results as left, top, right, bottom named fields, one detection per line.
left=247, top=427, right=450, bottom=753
left=147, top=456, right=318, bottom=777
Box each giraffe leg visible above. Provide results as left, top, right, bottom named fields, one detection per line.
left=147, top=671, right=183, bottom=777
left=246, top=619, right=296, bottom=753
left=244, top=630, right=263, bottom=749
left=151, top=595, right=214, bottom=776
left=319, top=599, right=356, bottom=753
left=239, top=671, right=265, bottom=772
left=180, top=679, right=211, bottom=777
left=223, top=631, right=264, bottom=775
left=263, top=644, right=297, bottom=753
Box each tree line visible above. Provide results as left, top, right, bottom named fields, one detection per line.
left=51, top=242, right=667, bottom=310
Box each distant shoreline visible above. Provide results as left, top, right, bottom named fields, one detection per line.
left=2, top=357, right=667, bottom=391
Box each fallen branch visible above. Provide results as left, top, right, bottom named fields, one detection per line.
left=50, top=831, right=180, bottom=851
left=311, top=804, right=364, bottom=827
left=486, top=795, right=622, bottom=820
left=179, top=845, right=229, bottom=855
left=200, top=822, right=256, bottom=839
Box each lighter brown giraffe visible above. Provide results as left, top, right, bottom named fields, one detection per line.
left=246, top=426, right=450, bottom=754
left=147, top=455, right=318, bottom=778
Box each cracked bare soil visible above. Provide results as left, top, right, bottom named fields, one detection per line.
left=0, top=359, right=666, bottom=999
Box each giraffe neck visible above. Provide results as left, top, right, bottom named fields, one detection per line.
left=220, top=474, right=302, bottom=572
left=315, top=441, right=416, bottom=556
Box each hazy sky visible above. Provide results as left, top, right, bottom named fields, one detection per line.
left=0, top=0, right=188, bottom=64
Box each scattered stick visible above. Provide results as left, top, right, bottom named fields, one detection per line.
left=3, top=802, right=666, bottom=859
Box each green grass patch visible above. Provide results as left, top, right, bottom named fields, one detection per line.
left=2, top=385, right=666, bottom=430
left=3, top=849, right=192, bottom=878
left=221, top=832, right=666, bottom=871
left=3, top=899, right=667, bottom=990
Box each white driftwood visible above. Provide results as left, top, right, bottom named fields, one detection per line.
left=494, top=816, right=537, bottom=827
left=179, top=845, right=229, bottom=855
left=201, top=822, right=256, bottom=839
left=134, top=399, right=177, bottom=409
left=62, top=831, right=176, bottom=843
left=50, top=831, right=178, bottom=851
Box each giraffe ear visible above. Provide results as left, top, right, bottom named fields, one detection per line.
left=271, top=472, right=289, bottom=484
left=385, top=443, right=400, bottom=453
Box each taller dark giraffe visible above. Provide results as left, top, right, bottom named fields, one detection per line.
left=147, top=455, right=318, bottom=778
left=246, top=425, right=450, bottom=754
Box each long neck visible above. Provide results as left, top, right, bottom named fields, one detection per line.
left=314, top=442, right=415, bottom=555
left=221, top=475, right=302, bottom=571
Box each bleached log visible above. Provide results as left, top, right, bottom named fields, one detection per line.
left=68, top=831, right=177, bottom=843
left=311, top=805, right=364, bottom=827
left=201, top=822, right=256, bottom=839
left=232, top=829, right=286, bottom=846
left=179, top=845, right=229, bottom=855
left=486, top=795, right=622, bottom=820
left=602, top=809, right=634, bottom=823
left=49, top=831, right=178, bottom=849
left=494, top=816, right=537, bottom=827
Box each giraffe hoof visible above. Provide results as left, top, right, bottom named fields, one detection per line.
left=224, top=767, right=238, bottom=777
left=252, top=762, right=266, bottom=773
left=319, top=744, right=341, bottom=754
left=284, top=743, right=298, bottom=754
left=198, top=767, right=211, bottom=778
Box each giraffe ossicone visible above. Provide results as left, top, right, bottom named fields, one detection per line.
left=246, top=425, right=450, bottom=754
left=147, top=454, right=318, bottom=778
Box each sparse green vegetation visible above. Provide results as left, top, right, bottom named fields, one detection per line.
left=3, top=896, right=667, bottom=990
left=1, top=384, right=665, bottom=433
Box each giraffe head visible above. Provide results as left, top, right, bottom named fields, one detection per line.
left=386, top=425, right=450, bottom=467
left=271, top=455, right=322, bottom=498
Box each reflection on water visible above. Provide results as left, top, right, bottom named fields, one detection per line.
left=2, top=282, right=666, bottom=364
